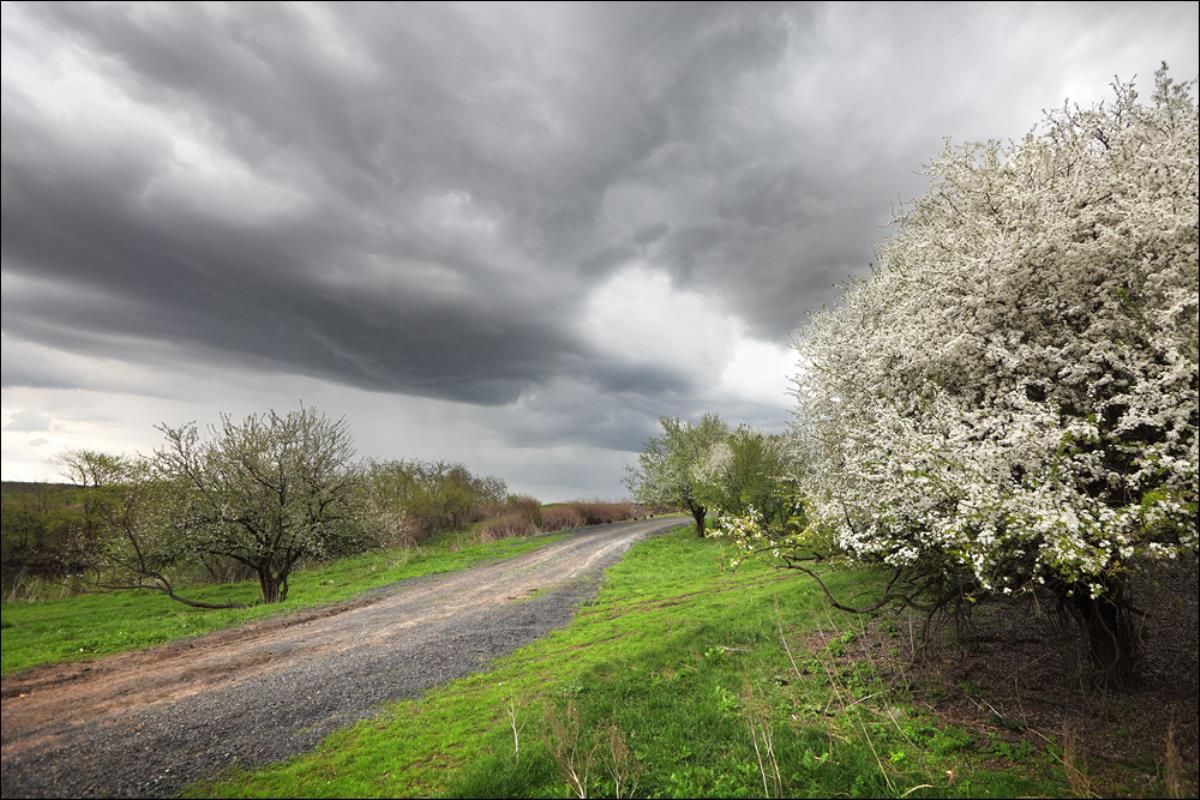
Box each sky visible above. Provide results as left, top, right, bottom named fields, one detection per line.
left=2, top=2, right=1197, bottom=499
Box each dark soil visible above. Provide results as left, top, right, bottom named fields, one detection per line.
left=842, top=557, right=1200, bottom=797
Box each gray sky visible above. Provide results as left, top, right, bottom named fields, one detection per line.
left=2, top=1, right=1197, bottom=499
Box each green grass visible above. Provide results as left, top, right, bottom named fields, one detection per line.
left=0, top=529, right=568, bottom=676
left=189, top=527, right=1069, bottom=799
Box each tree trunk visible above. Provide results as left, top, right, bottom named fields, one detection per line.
left=258, top=567, right=281, bottom=604
left=688, top=502, right=706, bottom=538
left=1072, top=586, right=1136, bottom=690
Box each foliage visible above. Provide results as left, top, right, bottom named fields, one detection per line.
left=567, top=501, right=640, bottom=526
left=359, top=459, right=508, bottom=544
left=625, top=413, right=729, bottom=536
left=501, top=494, right=544, bottom=528
left=481, top=512, right=537, bottom=541
left=540, top=505, right=587, bottom=532
left=1, top=483, right=91, bottom=597
left=694, top=426, right=799, bottom=529
left=59, top=454, right=247, bottom=609
left=155, top=407, right=366, bottom=603
left=763, top=66, right=1198, bottom=685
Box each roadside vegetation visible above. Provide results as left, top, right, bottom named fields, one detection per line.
left=0, top=527, right=571, bottom=676
left=2, top=409, right=653, bottom=616
left=192, top=525, right=1184, bottom=799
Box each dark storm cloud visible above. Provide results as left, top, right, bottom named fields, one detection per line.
left=2, top=1, right=1197, bottom=455
left=0, top=2, right=836, bottom=401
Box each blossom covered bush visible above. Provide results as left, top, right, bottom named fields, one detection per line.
left=724, top=67, right=1198, bottom=684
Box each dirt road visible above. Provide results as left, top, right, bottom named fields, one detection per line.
left=0, top=517, right=685, bottom=798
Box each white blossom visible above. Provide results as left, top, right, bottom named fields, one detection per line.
left=784, top=67, right=1199, bottom=598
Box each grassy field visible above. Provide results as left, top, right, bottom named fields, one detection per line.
left=189, top=526, right=1071, bottom=799
left=0, top=528, right=568, bottom=676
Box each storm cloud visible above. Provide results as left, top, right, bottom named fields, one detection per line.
left=2, top=1, right=1197, bottom=496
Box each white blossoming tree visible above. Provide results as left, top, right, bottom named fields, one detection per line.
left=155, top=407, right=365, bottom=604
left=727, top=66, right=1198, bottom=687
left=625, top=414, right=728, bottom=537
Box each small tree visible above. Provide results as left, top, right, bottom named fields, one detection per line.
left=776, top=66, right=1197, bottom=688
left=625, top=414, right=728, bottom=537
left=56, top=450, right=247, bottom=609
left=155, top=407, right=363, bottom=604
left=359, top=459, right=509, bottom=541
left=693, top=426, right=798, bottom=528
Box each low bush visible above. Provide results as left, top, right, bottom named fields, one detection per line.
left=540, top=506, right=586, bottom=532
left=504, top=495, right=543, bottom=527
left=481, top=513, right=536, bottom=542
left=570, top=501, right=639, bottom=526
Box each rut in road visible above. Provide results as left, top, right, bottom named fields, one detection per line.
left=0, top=517, right=685, bottom=798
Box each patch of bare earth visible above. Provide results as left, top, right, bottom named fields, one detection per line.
left=838, top=558, right=1199, bottom=797
left=0, top=518, right=685, bottom=798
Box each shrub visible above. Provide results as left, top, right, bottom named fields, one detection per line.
left=361, top=459, right=509, bottom=541
left=481, top=512, right=536, bottom=542
left=569, top=502, right=639, bottom=526
left=505, top=494, right=543, bottom=527
left=540, top=506, right=586, bottom=532
left=783, top=67, right=1198, bottom=688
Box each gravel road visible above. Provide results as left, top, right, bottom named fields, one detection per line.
left=0, top=517, right=685, bottom=798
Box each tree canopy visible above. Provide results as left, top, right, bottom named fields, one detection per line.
left=155, top=407, right=364, bottom=603
left=625, top=414, right=728, bottom=537
left=722, top=66, right=1198, bottom=687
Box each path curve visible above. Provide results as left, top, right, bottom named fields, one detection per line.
left=0, top=517, right=685, bottom=798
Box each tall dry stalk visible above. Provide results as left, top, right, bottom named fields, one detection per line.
left=600, top=716, right=642, bottom=799
left=743, top=680, right=783, bottom=798
left=506, top=692, right=526, bottom=761
left=542, top=701, right=597, bottom=799
left=1164, top=718, right=1185, bottom=799
left=1061, top=723, right=1093, bottom=798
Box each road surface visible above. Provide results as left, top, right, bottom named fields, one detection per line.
left=0, top=517, right=684, bottom=797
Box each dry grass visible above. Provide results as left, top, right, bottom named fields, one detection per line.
left=563, top=501, right=640, bottom=526
left=480, top=513, right=537, bottom=542
left=1061, top=723, right=1094, bottom=798
left=743, top=679, right=783, bottom=798
left=540, top=506, right=587, bottom=532
left=599, top=716, right=641, bottom=799
left=542, top=701, right=597, bottom=799
left=1166, top=718, right=1186, bottom=799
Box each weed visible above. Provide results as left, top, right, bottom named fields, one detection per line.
left=506, top=692, right=526, bottom=762
left=599, top=716, right=641, bottom=799
left=542, top=700, right=596, bottom=799
left=1165, top=718, right=1185, bottom=799
left=1061, top=723, right=1094, bottom=798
